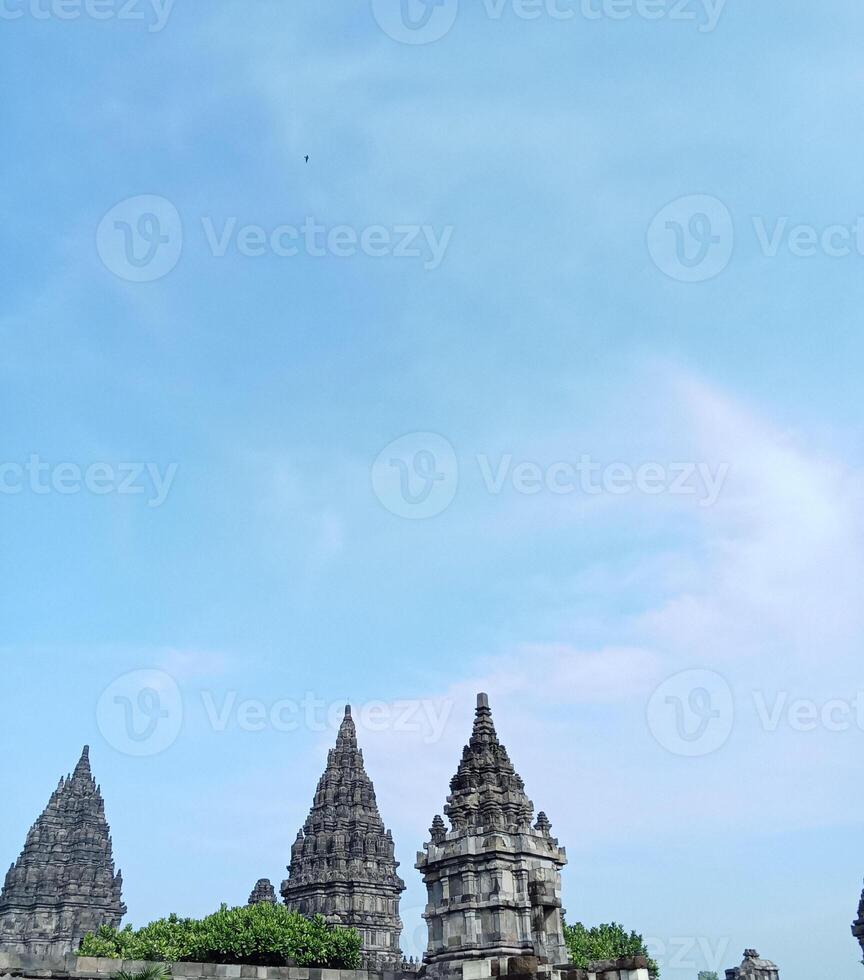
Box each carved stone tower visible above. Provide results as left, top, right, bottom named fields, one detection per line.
left=853, top=884, right=864, bottom=964
left=0, top=747, right=126, bottom=957
left=281, top=706, right=405, bottom=968
left=416, top=694, right=568, bottom=978
left=248, top=879, right=277, bottom=905
left=725, top=950, right=780, bottom=980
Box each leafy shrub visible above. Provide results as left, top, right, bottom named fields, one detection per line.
left=563, top=921, right=659, bottom=978
left=116, top=967, right=173, bottom=980
left=78, top=903, right=361, bottom=969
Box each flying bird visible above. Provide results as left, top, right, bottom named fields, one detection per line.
left=305, top=155, right=309, bottom=163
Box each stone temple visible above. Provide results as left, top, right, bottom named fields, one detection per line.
left=853, top=884, right=864, bottom=963
left=416, top=694, right=568, bottom=978
left=248, top=879, right=277, bottom=905
left=725, top=949, right=780, bottom=980
left=0, top=747, right=125, bottom=958
left=281, top=706, right=405, bottom=968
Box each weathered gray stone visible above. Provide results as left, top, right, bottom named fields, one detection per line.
left=281, top=707, right=405, bottom=969
left=0, top=748, right=125, bottom=958
left=724, top=949, right=780, bottom=980
left=416, top=694, right=568, bottom=979
left=853, top=883, right=864, bottom=963
left=248, top=881, right=278, bottom=906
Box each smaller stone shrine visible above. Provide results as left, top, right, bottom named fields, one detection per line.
left=248, top=880, right=277, bottom=905
left=417, top=694, right=568, bottom=979
left=725, top=949, right=780, bottom=980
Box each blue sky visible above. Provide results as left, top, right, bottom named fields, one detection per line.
left=2, top=2, right=864, bottom=979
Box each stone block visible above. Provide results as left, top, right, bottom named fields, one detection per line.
left=74, top=959, right=100, bottom=974
left=462, top=961, right=493, bottom=980
left=506, top=958, right=539, bottom=976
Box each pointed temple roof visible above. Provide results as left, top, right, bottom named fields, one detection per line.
left=443, top=692, right=535, bottom=833
left=283, top=707, right=404, bottom=888
left=248, top=879, right=277, bottom=905
left=853, top=883, right=864, bottom=955
left=418, top=694, right=568, bottom=974
left=281, top=706, right=405, bottom=966
left=0, top=746, right=125, bottom=935
left=291, top=706, right=396, bottom=846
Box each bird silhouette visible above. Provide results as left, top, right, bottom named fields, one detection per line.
left=304, top=155, right=309, bottom=163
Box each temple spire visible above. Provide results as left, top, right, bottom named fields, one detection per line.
left=417, top=693, right=568, bottom=976
left=445, top=693, right=534, bottom=833
left=336, top=704, right=358, bottom=749
left=0, top=747, right=125, bottom=957
left=72, top=745, right=92, bottom=782
left=282, top=706, right=405, bottom=968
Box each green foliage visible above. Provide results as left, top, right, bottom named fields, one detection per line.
left=697, top=973, right=720, bottom=980
left=115, top=967, right=173, bottom=980
left=563, top=921, right=659, bottom=979
left=78, top=904, right=362, bottom=969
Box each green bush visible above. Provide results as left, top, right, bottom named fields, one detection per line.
left=78, top=904, right=362, bottom=969
left=116, top=967, right=173, bottom=980
left=563, top=921, right=659, bottom=978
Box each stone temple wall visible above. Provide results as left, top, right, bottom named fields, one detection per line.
left=0, top=954, right=650, bottom=980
